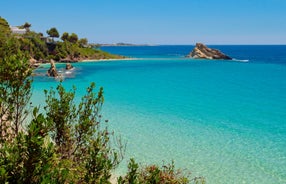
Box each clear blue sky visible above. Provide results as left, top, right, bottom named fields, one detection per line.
left=1, top=0, right=286, bottom=44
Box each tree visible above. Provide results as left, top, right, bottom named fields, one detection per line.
left=46, top=27, right=59, bottom=40
left=0, top=17, right=11, bottom=49
left=0, top=17, right=11, bottom=35
left=45, top=82, right=125, bottom=183
left=22, top=22, right=31, bottom=32
left=61, top=32, right=69, bottom=41
left=0, top=53, right=32, bottom=142
left=68, top=33, right=78, bottom=43
left=78, top=38, right=88, bottom=47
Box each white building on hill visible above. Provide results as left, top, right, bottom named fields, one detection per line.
left=10, top=26, right=26, bottom=34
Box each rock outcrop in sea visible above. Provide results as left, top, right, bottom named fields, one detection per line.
left=47, top=60, right=58, bottom=77
left=66, top=63, right=74, bottom=70
left=187, top=43, right=232, bottom=60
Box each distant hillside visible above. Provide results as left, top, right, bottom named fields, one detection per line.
left=0, top=17, right=124, bottom=64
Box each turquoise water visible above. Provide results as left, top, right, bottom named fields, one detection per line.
left=32, top=46, right=286, bottom=183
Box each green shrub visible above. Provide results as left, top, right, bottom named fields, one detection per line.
left=118, top=159, right=205, bottom=184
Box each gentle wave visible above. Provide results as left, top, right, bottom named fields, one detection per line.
left=232, top=58, right=249, bottom=62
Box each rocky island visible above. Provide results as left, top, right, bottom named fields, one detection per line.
left=187, top=43, right=232, bottom=60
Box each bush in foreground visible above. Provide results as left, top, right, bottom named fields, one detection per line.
left=118, top=159, right=205, bottom=184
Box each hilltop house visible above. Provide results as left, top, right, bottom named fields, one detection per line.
left=10, top=26, right=26, bottom=34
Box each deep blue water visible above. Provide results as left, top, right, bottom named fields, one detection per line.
left=101, top=45, right=286, bottom=64
left=33, top=45, right=286, bottom=183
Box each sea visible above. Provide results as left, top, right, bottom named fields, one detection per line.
left=32, top=45, right=286, bottom=183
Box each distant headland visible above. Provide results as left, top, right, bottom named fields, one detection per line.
left=98, top=43, right=156, bottom=46
left=0, top=17, right=125, bottom=67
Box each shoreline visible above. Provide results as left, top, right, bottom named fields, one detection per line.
left=36, top=58, right=138, bottom=68
left=80, top=58, right=136, bottom=62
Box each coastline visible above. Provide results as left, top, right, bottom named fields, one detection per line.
left=36, top=58, right=137, bottom=68
left=80, top=58, right=136, bottom=62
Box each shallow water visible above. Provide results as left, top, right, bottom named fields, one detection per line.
left=32, top=46, right=286, bottom=183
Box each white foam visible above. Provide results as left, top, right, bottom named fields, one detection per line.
left=232, top=58, right=249, bottom=62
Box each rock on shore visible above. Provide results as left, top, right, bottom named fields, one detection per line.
left=47, top=60, right=58, bottom=77
left=187, top=43, right=232, bottom=60
left=66, top=63, right=74, bottom=70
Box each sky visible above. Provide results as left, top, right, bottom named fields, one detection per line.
left=1, top=0, right=286, bottom=44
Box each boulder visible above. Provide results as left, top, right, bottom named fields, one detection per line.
left=66, top=63, right=74, bottom=70
left=47, top=59, right=58, bottom=77
left=29, top=58, right=40, bottom=68
left=187, top=43, right=232, bottom=60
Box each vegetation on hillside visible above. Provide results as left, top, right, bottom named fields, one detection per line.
left=0, top=17, right=124, bottom=63
left=0, top=17, right=12, bottom=58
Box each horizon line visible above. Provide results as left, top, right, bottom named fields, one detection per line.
left=98, top=43, right=286, bottom=46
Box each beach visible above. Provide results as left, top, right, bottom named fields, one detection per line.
left=81, top=58, right=137, bottom=62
